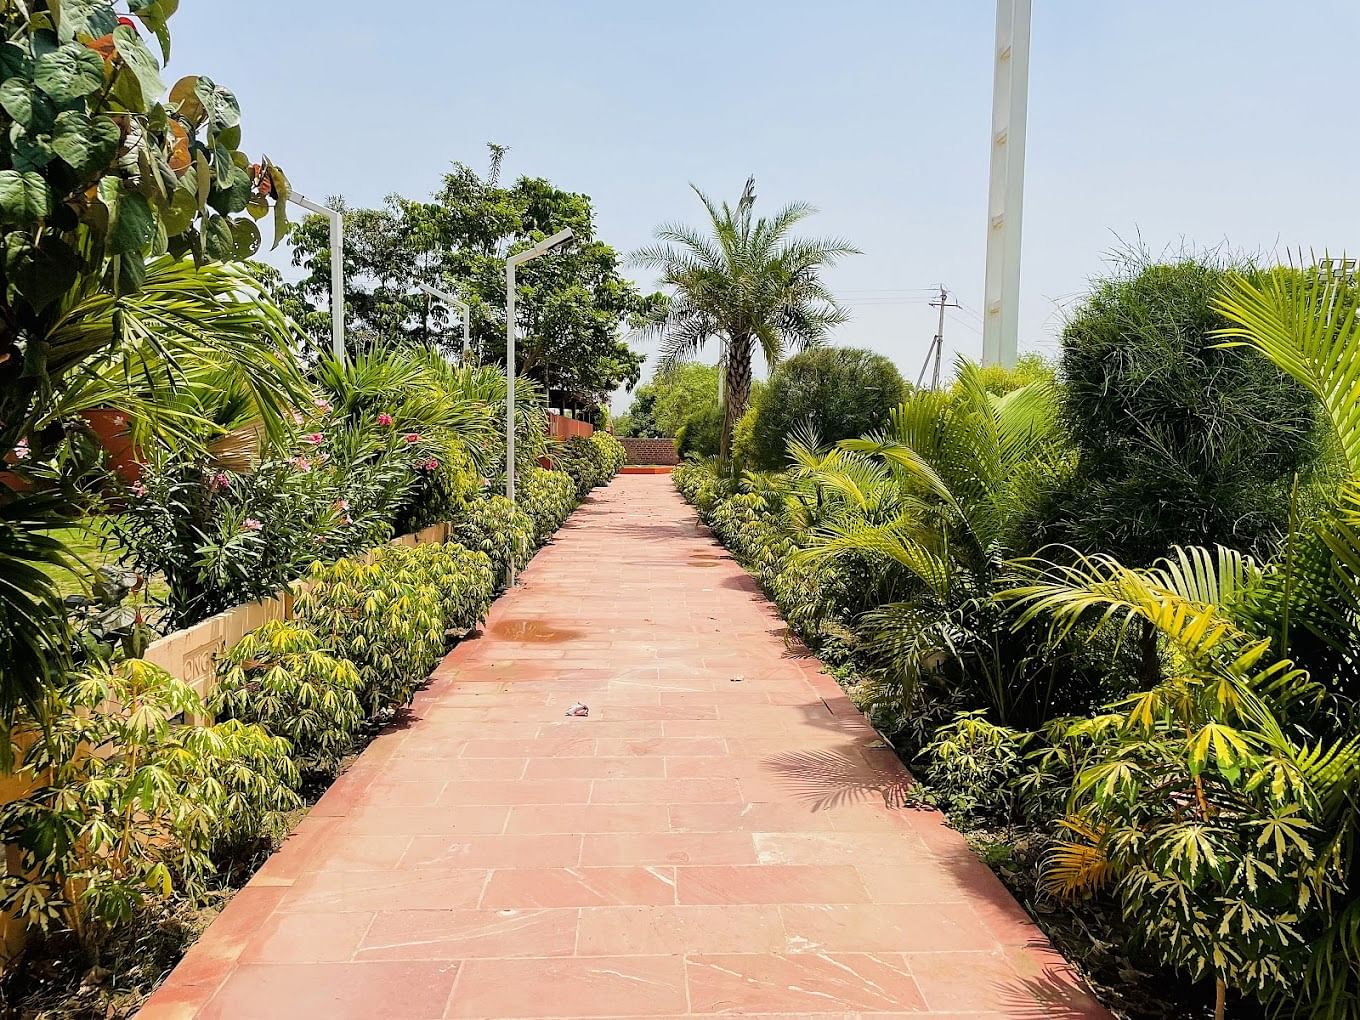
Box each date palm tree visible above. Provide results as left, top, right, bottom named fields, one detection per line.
left=633, top=177, right=857, bottom=461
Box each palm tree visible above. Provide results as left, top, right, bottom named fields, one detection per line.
left=796, top=361, right=1070, bottom=726
left=633, top=177, right=858, bottom=461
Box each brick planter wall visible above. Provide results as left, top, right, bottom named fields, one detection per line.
left=619, top=437, right=678, bottom=465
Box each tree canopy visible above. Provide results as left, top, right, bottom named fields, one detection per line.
left=284, top=154, right=662, bottom=413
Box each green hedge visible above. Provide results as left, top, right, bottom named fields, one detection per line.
left=450, top=495, right=535, bottom=584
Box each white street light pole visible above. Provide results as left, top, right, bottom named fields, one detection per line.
left=981, top=0, right=1031, bottom=369
left=288, top=193, right=345, bottom=361
left=416, top=282, right=471, bottom=359
left=505, top=228, right=574, bottom=518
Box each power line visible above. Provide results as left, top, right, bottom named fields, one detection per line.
left=917, top=285, right=960, bottom=389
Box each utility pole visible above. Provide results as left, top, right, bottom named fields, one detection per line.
left=918, top=285, right=959, bottom=390
left=982, top=0, right=1031, bottom=368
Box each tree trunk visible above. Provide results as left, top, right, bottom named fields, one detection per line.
left=720, top=336, right=753, bottom=463
left=1214, top=977, right=1226, bottom=1020
left=1139, top=617, right=1161, bottom=687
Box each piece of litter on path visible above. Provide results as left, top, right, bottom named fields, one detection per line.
left=730, top=675, right=745, bottom=683
left=564, top=702, right=589, bottom=717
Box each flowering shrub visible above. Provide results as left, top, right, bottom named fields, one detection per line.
left=518, top=466, right=578, bottom=543
left=450, top=495, right=535, bottom=584
left=210, top=621, right=365, bottom=775
left=117, top=429, right=418, bottom=627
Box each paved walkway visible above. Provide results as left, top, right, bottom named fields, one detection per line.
left=140, top=475, right=1109, bottom=1020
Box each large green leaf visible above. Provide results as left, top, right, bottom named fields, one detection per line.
left=194, top=76, right=240, bottom=132
left=127, top=0, right=178, bottom=61
left=10, top=124, right=56, bottom=172
left=111, top=25, right=163, bottom=110
left=108, top=188, right=155, bottom=255
left=4, top=232, right=80, bottom=312
left=203, top=213, right=234, bottom=260
left=0, top=169, right=53, bottom=223
left=50, top=110, right=119, bottom=173
left=0, top=78, right=53, bottom=130
left=53, top=0, right=119, bottom=43
left=230, top=217, right=260, bottom=260
left=1216, top=267, right=1360, bottom=474
left=0, top=43, right=34, bottom=81
left=161, top=173, right=198, bottom=235
left=208, top=161, right=251, bottom=215
left=33, top=43, right=104, bottom=102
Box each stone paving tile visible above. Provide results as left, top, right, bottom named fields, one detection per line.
left=137, top=475, right=1111, bottom=1019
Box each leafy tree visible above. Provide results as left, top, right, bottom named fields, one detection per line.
left=285, top=152, right=662, bottom=413
left=748, top=346, right=906, bottom=469
left=617, top=363, right=724, bottom=442
left=634, top=176, right=858, bottom=460
left=1057, top=256, right=1324, bottom=569
left=0, top=0, right=290, bottom=721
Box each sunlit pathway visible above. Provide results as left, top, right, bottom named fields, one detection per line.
left=139, top=474, right=1109, bottom=1019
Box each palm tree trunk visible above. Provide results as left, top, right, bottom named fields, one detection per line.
left=720, top=336, right=753, bottom=463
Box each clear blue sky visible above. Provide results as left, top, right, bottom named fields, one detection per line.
left=171, top=1, right=1360, bottom=406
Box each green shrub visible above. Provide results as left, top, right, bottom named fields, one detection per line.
left=210, top=620, right=365, bottom=775
left=748, top=347, right=906, bottom=469
left=450, top=495, right=535, bottom=584
left=591, top=431, right=627, bottom=478
left=295, top=555, right=445, bottom=715
left=676, top=401, right=724, bottom=459
left=916, top=712, right=1030, bottom=821
left=518, top=467, right=578, bottom=543
left=553, top=435, right=608, bottom=498
left=372, top=541, right=496, bottom=633
left=0, top=661, right=298, bottom=951
left=1040, top=669, right=1342, bottom=1013
left=1057, top=256, right=1323, bottom=566
left=203, top=719, right=307, bottom=854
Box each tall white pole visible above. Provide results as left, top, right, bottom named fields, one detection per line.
left=289, top=193, right=345, bottom=361
left=503, top=227, right=574, bottom=563
left=981, top=0, right=1031, bottom=369
left=330, top=210, right=345, bottom=361
left=505, top=260, right=517, bottom=507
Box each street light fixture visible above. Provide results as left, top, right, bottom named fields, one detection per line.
left=416, top=282, right=471, bottom=360
left=288, top=192, right=345, bottom=361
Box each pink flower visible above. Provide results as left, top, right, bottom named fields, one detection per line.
left=403, top=433, right=421, bottom=444
left=291, top=411, right=305, bottom=425
left=131, top=481, right=147, bottom=497
left=290, top=456, right=312, bottom=473
left=342, top=513, right=353, bottom=526
left=13, top=438, right=28, bottom=460
left=424, top=458, right=440, bottom=471
left=242, top=517, right=262, bottom=532
left=209, top=471, right=231, bottom=491
left=302, top=432, right=324, bottom=446
left=377, top=413, right=393, bottom=427
left=314, top=399, right=333, bottom=414
left=335, top=498, right=350, bottom=512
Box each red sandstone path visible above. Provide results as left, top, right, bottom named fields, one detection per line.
left=139, top=475, right=1111, bottom=1020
